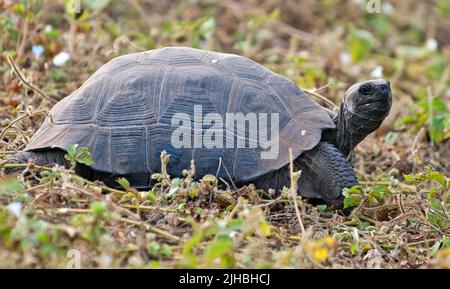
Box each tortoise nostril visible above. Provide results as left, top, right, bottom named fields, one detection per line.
left=378, top=82, right=391, bottom=96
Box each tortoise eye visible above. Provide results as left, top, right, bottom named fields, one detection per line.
left=359, top=85, right=372, bottom=95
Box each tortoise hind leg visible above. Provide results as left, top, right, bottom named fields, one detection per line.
left=4, top=150, right=148, bottom=189
left=296, top=142, right=358, bottom=208
left=4, top=149, right=69, bottom=174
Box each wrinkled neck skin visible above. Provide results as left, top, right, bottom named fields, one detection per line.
left=334, top=101, right=388, bottom=156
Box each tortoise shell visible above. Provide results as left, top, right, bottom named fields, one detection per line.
left=25, top=47, right=335, bottom=183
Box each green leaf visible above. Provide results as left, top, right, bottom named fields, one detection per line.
left=182, top=232, right=203, bottom=256
left=188, top=183, right=199, bottom=199
left=429, top=240, right=441, bottom=257
left=369, top=185, right=390, bottom=204
left=247, top=8, right=279, bottom=30
left=436, top=0, right=450, bottom=15
left=116, top=178, right=130, bottom=191
left=343, top=185, right=363, bottom=208
left=0, top=177, right=25, bottom=194
left=348, top=29, right=375, bottom=62
left=429, top=197, right=443, bottom=212
left=202, top=236, right=233, bottom=264
left=442, top=236, right=450, bottom=248
left=145, top=191, right=157, bottom=204
left=166, top=178, right=181, bottom=199
left=44, top=26, right=60, bottom=40
left=227, top=218, right=244, bottom=231
left=64, top=144, right=94, bottom=168
left=90, top=201, right=107, bottom=218
left=177, top=203, right=185, bottom=211
left=12, top=4, right=25, bottom=15
left=82, top=0, right=111, bottom=12
left=39, top=170, right=61, bottom=185
left=430, top=113, right=449, bottom=143
left=404, top=166, right=447, bottom=188
left=400, top=90, right=449, bottom=143
left=259, top=221, right=271, bottom=236
left=78, top=155, right=94, bottom=167
left=147, top=241, right=160, bottom=255
left=350, top=243, right=359, bottom=255
left=160, top=245, right=172, bottom=257
left=7, top=28, right=19, bottom=43
left=344, top=194, right=362, bottom=209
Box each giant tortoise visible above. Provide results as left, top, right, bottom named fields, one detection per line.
left=6, top=47, right=392, bottom=207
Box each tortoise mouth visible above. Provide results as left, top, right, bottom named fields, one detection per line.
left=363, top=99, right=390, bottom=109
left=362, top=99, right=389, bottom=106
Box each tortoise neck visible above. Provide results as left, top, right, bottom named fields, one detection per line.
left=335, top=103, right=384, bottom=156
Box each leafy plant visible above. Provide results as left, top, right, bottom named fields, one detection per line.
left=64, top=144, right=94, bottom=168
left=404, top=166, right=449, bottom=229
left=247, top=8, right=280, bottom=31
left=39, top=169, right=61, bottom=188
left=430, top=236, right=450, bottom=257
left=234, top=9, right=279, bottom=54
left=0, top=177, right=25, bottom=195
left=71, top=201, right=111, bottom=245
left=343, top=184, right=390, bottom=209
left=147, top=241, right=172, bottom=257
left=161, top=16, right=216, bottom=49
left=399, top=88, right=450, bottom=143
left=0, top=206, right=65, bottom=259
left=347, top=28, right=375, bottom=62
left=116, top=177, right=130, bottom=191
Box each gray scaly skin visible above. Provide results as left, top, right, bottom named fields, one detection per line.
left=323, top=79, right=392, bottom=156
left=4, top=80, right=392, bottom=210
left=7, top=150, right=68, bottom=169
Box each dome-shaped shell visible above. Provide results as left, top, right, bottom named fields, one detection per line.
left=25, top=47, right=335, bottom=183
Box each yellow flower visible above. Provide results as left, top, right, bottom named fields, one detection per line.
left=305, top=237, right=336, bottom=264
left=312, top=247, right=329, bottom=263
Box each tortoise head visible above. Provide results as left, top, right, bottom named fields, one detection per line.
left=343, top=79, right=392, bottom=119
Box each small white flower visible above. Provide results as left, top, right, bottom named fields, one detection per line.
left=44, top=25, right=53, bottom=33
left=301, top=129, right=307, bottom=136
left=7, top=202, right=22, bottom=216
left=382, top=2, right=394, bottom=14
left=32, top=45, right=45, bottom=59
left=98, top=254, right=112, bottom=268
left=53, top=52, right=70, bottom=66
left=340, top=52, right=351, bottom=64
left=370, top=66, right=384, bottom=78
left=425, top=38, right=438, bottom=51
left=228, top=230, right=237, bottom=239
left=390, top=248, right=400, bottom=257
left=218, top=220, right=226, bottom=228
